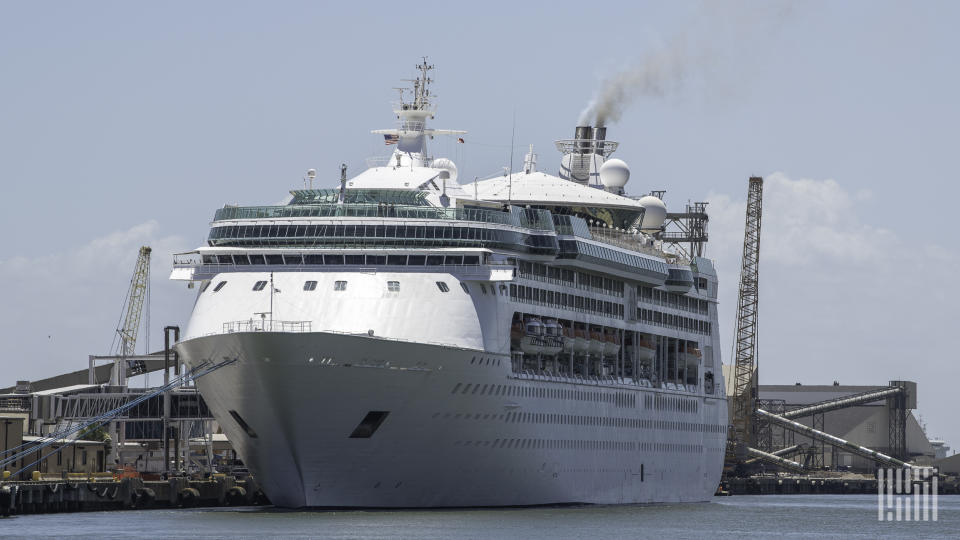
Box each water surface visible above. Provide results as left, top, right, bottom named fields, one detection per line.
left=1, top=495, right=956, bottom=539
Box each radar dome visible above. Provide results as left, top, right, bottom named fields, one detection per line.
left=599, top=159, right=630, bottom=192
left=432, top=158, right=458, bottom=183
left=637, top=195, right=667, bottom=233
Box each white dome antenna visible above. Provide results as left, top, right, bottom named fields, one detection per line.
left=637, top=195, right=667, bottom=233
left=305, top=168, right=317, bottom=189
left=599, top=159, right=629, bottom=194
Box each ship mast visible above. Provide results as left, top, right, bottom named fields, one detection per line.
left=411, top=58, right=433, bottom=111
left=371, top=59, right=465, bottom=169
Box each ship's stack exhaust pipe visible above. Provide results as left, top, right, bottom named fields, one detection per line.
left=594, top=127, right=607, bottom=156
left=575, top=126, right=594, bottom=153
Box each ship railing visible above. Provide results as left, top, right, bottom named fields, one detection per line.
left=398, top=120, right=425, bottom=133
left=509, top=371, right=678, bottom=392
left=222, top=320, right=312, bottom=334
left=586, top=227, right=670, bottom=259
left=640, top=295, right=709, bottom=316
left=212, top=203, right=538, bottom=229
left=178, top=262, right=511, bottom=279
left=636, top=317, right=712, bottom=336
left=554, top=139, right=620, bottom=155
left=173, top=252, right=202, bottom=267
left=515, top=270, right=625, bottom=298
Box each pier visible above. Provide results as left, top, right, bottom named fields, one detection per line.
left=724, top=473, right=960, bottom=496
left=0, top=474, right=265, bottom=516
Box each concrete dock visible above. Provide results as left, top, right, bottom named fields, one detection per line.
left=0, top=475, right=266, bottom=516
left=725, top=473, right=960, bottom=496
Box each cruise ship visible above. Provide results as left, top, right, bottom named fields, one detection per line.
left=171, top=61, right=728, bottom=508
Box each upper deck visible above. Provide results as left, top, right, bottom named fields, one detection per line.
left=200, top=193, right=674, bottom=281
left=176, top=61, right=703, bottom=290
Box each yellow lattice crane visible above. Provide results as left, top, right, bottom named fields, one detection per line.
left=113, top=246, right=151, bottom=375
left=726, top=177, right=763, bottom=471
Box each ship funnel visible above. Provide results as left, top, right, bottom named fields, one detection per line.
left=594, top=127, right=607, bottom=156
left=556, top=125, right=619, bottom=185
left=575, top=125, right=594, bottom=141
left=575, top=126, right=594, bottom=153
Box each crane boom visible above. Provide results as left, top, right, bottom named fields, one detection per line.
left=730, top=177, right=764, bottom=455
left=117, top=246, right=151, bottom=357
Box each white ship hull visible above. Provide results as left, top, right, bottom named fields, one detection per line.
left=178, top=330, right=727, bottom=508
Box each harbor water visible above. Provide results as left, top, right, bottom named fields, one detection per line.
left=1, top=495, right=955, bottom=539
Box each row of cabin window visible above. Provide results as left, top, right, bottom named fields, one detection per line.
left=502, top=412, right=719, bottom=434
left=637, top=307, right=712, bottom=335
left=203, top=254, right=482, bottom=266
left=637, top=285, right=709, bottom=315
left=205, top=279, right=461, bottom=294
left=208, top=224, right=525, bottom=242
left=509, top=284, right=625, bottom=319
left=517, top=261, right=625, bottom=297
left=645, top=393, right=701, bottom=414
left=453, top=382, right=633, bottom=407
left=474, top=438, right=642, bottom=452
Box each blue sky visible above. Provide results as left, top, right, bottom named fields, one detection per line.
left=1, top=1, right=957, bottom=450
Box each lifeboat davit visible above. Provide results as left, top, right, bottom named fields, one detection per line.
left=634, top=335, right=656, bottom=362
left=573, top=327, right=590, bottom=353
left=510, top=320, right=523, bottom=349
left=680, top=345, right=702, bottom=370
left=603, top=331, right=620, bottom=356
left=588, top=329, right=605, bottom=356
left=562, top=326, right=576, bottom=353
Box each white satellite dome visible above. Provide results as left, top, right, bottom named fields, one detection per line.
left=599, top=159, right=630, bottom=191
left=637, top=195, right=667, bottom=232
left=432, top=158, right=458, bottom=183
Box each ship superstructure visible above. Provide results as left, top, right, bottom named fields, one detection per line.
left=170, top=60, right=727, bottom=507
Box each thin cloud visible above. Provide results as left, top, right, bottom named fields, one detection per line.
left=0, top=221, right=191, bottom=380
left=709, top=173, right=898, bottom=267
left=707, top=172, right=958, bottom=449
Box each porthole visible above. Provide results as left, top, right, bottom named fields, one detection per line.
left=213, top=281, right=227, bottom=292
left=303, top=281, right=318, bottom=291
left=252, top=280, right=267, bottom=291
left=436, top=281, right=450, bottom=292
